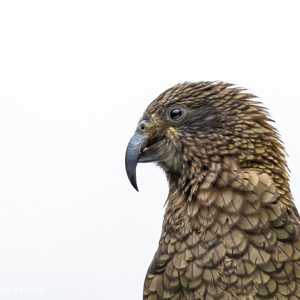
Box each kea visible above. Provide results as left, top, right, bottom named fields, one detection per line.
left=125, top=82, right=300, bottom=300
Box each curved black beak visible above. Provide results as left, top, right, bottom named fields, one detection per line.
left=125, top=134, right=149, bottom=191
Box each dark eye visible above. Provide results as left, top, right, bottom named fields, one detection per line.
left=170, top=108, right=183, bottom=120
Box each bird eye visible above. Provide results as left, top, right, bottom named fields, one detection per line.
left=170, top=109, right=183, bottom=120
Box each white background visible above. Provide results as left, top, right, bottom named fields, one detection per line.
left=0, top=1, right=299, bottom=299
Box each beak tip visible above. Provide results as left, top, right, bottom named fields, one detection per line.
left=130, top=175, right=139, bottom=192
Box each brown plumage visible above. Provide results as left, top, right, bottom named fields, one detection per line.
left=125, top=81, right=300, bottom=300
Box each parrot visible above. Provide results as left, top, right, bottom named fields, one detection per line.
left=125, top=81, right=300, bottom=300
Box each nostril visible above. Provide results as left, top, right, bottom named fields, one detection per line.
left=138, top=121, right=148, bottom=132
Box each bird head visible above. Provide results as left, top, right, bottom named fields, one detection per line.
left=125, top=81, right=288, bottom=193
